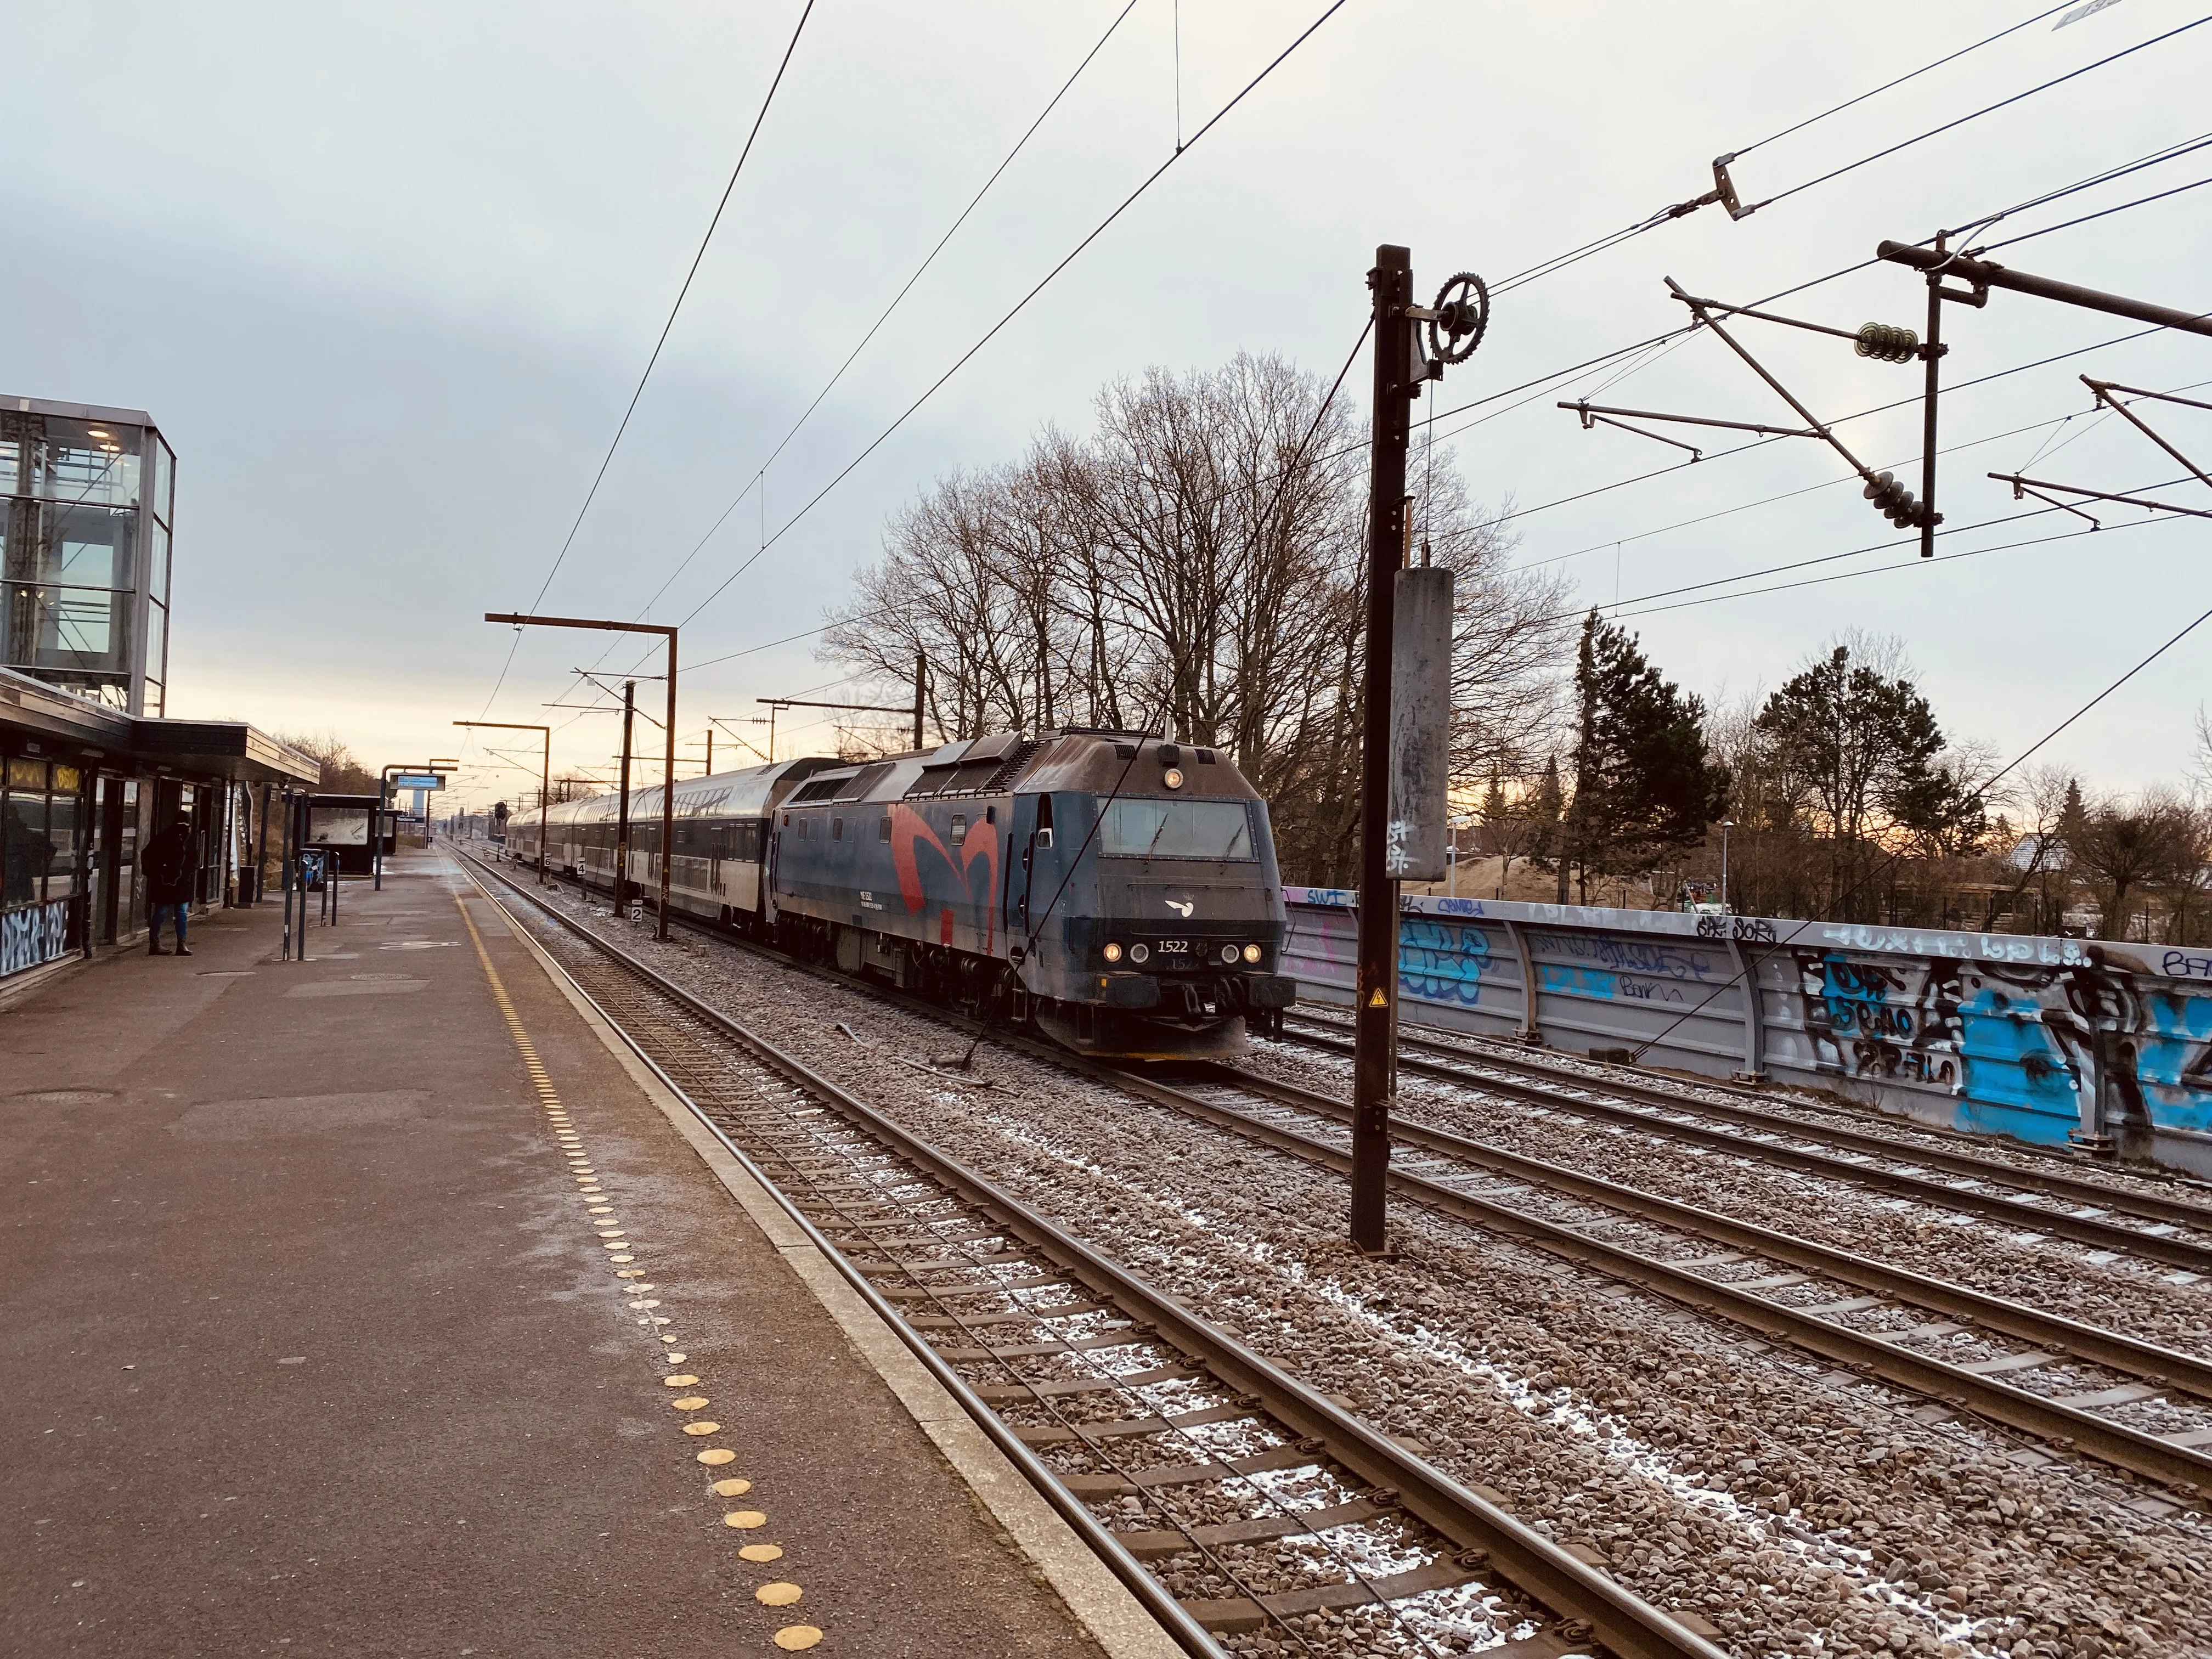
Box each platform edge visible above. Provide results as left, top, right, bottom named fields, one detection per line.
left=490, top=882, right=1187, bottom=1659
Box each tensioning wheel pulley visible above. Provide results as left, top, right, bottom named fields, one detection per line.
left=1429, top=272, right=1490, bottom=364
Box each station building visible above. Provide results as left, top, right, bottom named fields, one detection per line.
left=2, top=394, right=317, bottom=998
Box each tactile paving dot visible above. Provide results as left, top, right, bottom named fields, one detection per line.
left=755, top=1582, right=803, bottom=1607
left=723, top=1510, right=768, bottom=1530
left=738, top=1543, right=783, bottom=1563
left=772, top=1627, right=822, bottom=1651
left=696, top=1449, right=736, bottom=1466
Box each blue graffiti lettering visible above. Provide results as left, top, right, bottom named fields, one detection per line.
left=1400, top=918, right=1490, bottom=1007
left=1539, top=962, right=1618, bottom=1002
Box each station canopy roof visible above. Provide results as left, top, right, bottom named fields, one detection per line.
left=1, top=666, right=320, bottom=786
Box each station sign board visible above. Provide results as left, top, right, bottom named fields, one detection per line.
left=391, top=772, right=445, bottom=791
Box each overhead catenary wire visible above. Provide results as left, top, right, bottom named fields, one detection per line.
left=1489, top=5, right=2196, bottom=296
left=1746, top=12, right=2212, bottom=217
left=472, top=0, right=819, bottom=724
left=614, top=0, right=1146, bottom=631
left=1728, top=1, right=2077, bottom=159
left=670, top=316, right=2207, bottom=685
left=545, top=0, right=1352, bottom=723
left=665, top=0, right=1353, bottom=636
left=1973, top=170, right=2212, bottom=254
left=585, top=30, right=2203, bottom=709
left=557, top=49, right=2212, bottom=742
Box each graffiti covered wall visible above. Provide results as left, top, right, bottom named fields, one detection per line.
left=1283, top=888, right=2212, bottom=1176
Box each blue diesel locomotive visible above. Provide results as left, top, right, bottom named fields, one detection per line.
left=506, top=728, right=1296, bottom=1059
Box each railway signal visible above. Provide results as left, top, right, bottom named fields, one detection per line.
left=1353, top=245, right=1486, bottom=1255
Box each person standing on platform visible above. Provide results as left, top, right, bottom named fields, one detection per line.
left=144, top=817, right=196, bottom=957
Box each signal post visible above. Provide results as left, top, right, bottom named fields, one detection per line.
left=1351, top=245, right=1486, bottom=1253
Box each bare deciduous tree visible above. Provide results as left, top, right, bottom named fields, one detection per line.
left=820, top=353, right=1568, bottom=884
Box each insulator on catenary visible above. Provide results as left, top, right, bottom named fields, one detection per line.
left=1854, top=321, right=1918, bottom=364
left=1862, top=470, right=1927, bottom=528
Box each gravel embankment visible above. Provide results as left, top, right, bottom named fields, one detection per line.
left=1243, top=1039, right=2212, bottom=1371
left=503, top=874, right=2212, bottom=1659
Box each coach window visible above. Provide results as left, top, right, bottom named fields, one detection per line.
left=877, top=816, right=890, bottom=842
left=949, top=814, right=966, bottom=847
left=832, top=817, right=843, bottom=840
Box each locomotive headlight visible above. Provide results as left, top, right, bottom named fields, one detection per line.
left=1103, top=941, right=1123, bottom=963
left=1242, top=943, right=1263, bottom=964
left=1220, top=943, right=1240, bottom=964
left=1162, top=767, right=1184, bottom=789
left=1129, top=943, right=1150, bottom=964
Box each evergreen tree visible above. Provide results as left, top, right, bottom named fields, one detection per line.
left=1528, top=754, right=1564, bottom=873
left=2057, top=777, right=2089, bottom=867
left=1557, top=611, right=1730, bottom=901
left=1754, top=642, right=1976, bottom=915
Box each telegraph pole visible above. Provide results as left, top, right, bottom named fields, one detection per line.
left=615, top=680, right=635, bottom=910
left=1352, top=244, right=1415, bottom=1254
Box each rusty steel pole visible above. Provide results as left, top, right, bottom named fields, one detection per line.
left=1352, top=244, right=1415, bottom=1254
left=659, top=633, right=676, bottom=940
left=616, top=680, right=634, bottom=911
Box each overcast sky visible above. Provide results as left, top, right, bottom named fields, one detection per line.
left=7, top=0, right=2208, bottom=811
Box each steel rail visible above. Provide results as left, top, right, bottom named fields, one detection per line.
left=1092, top=1062, right=2212, bottom=1497
left=462, top=861, right=1228, bottom=1657
left=459, top=853, right=1729, bottom=1659
left=1285, top=1010, right=2212, bottom=1239
left=1203, top=1064, right=2212, bottom=1398
left=472, top=851, right=2212, bottom=1492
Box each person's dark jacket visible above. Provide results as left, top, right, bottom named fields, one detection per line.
left=144, top=823, right=197, bottom=906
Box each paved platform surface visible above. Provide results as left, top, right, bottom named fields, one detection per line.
left=2, top=852, right=1105, bottom=1657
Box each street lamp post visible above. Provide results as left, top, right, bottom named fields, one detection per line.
left=1720, top=817, right=1736, bottom=913
left=486, top=613, right=679, bottom=941
left=455, top=721, right=551, bottom=884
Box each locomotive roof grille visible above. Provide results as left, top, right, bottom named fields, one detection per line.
left=834, top=761, right=896, bottom=800
left=901, top=737, right=1043, bottom=798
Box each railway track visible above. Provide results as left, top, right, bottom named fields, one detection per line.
left=1102, top=1062, right=2212, bottom=1498
left=461, top=856, right=1728, bottom=1659
left=474, top=855, right=2212, bottom=1500
left=1280, top=1011, right=2212, bottom=1271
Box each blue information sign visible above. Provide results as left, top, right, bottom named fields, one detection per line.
left=392, top=772, right=445, bottom=791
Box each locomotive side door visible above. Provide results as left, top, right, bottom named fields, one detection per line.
left=763, top=815, right=782, bottom=924
left=1009, top=792, right=1053, bottom=947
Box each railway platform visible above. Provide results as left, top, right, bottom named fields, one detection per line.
left=2, top=849, right=1167, bottom=1658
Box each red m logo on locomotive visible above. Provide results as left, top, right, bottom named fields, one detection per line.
left=889, top=803, right=1000, bottom=952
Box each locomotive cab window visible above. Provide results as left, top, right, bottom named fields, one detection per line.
left=1099, top=799, right=1253, bottom=860
left=877, top=816, right=891, bottom=842
left=949, top=815, right=967, bottom=847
